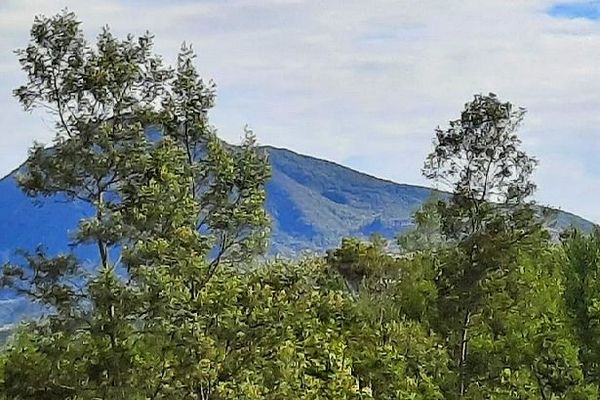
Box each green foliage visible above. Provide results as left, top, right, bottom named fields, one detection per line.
left=423, top=93, right=537, bottom=208
left=413, top=93, right=597, bottom=398
left=561, top=229, right=600, bottom=384
left=328, top=240, right=451, bottom=398
left=13, top=9, right=270, bottom=270
left=324, top=231, right=600, bottom=399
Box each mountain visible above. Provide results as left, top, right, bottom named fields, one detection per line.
left=0, top=146, right=595, bottom=261
left=264, top=146, right=440, bottom=254
left=264, top=146, right=596, bottom=253
left=0, top=145, right=596, bottom=328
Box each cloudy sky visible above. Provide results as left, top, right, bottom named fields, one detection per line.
left=0, top=0, right=599, bottom=222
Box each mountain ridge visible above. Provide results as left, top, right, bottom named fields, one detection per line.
left=261, top=145, right=435, bottom=192
left=0, top=145, right=595, bottom=326
left=0, top=145, right=595, bottom=260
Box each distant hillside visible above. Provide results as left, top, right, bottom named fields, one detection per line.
left=0, top=146, right=595, bottom=261
left=264, top=147, right=595, bottom=253
left=0, top=145, right=596, bottom=328
left=264, top=146, right=438, bottom=254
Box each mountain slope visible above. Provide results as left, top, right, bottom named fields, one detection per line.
left=264, top=146, right=437, bottom=254
left=0, top=146, right=596, bottom=327
left=0, top=146, right=595, bottom=261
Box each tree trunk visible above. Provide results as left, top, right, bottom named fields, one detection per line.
left=459, top=309, right=471, bottom=397
left=97, top=190, right=109, bottom=268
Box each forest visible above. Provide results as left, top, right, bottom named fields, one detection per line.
left=1, top=11, right=600, bottom=399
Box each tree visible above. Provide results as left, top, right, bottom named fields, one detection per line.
left=1, top=8, right=271, bottom=310
left=327, top=237, right=452, bottom=398
left=12, top=9, right=270, bottom=272
left=1, top=138, right=204, bottom=399
left=0, top=10, right=270, bottom=399
left=561, top=229, right=600, bottom=384
left=423, top=93, right=551, bottom=397
left=424, top=93, right=536, bottom=211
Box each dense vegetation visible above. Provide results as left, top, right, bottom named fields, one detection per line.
left=1, top=11, right=599, bottom=399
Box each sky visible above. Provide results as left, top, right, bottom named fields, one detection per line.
left=0, top=1, right=599, bottom=223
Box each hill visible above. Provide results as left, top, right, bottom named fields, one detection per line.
left=0, top=145, right=596, bottom=328
left=264, top=146, right=441, bottom=254
left=0, top=146, right=595, bottom=261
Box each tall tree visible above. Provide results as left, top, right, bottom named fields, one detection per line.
left=423, top=93, right=543, bottom=396
left=14, top=11, right=171, bottom=269
left=13, top=9, right=270, bottom=272
left=0, top=10, right=270, bottom=399
left=424, top=93, right=536, bottom=206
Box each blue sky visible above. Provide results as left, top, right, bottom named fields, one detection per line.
left=550, top=1, right=600, bottom=19
left=0, top=1, right=599, bottom=223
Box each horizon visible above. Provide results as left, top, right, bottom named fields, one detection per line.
left=1, top=1, right=599, bottom=223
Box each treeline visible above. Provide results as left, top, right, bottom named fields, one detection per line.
left=1, top=11, right=599, bottom=399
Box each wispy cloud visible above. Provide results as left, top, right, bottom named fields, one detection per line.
left=1, top=1, right=600, bottom=223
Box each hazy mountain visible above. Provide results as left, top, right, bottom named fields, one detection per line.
left=0, top=145, right=596, bottom=328
left=264, top=146, right=440, bottom=255
left=0, top=145, right=595, bottom=261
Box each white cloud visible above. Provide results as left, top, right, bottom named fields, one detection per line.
left=0, top=0, right=599, bottom=222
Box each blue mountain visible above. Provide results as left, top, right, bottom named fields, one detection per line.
left=1, top=145, right=595, bottom=260
left=0, top=145, right=596, bottom=327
